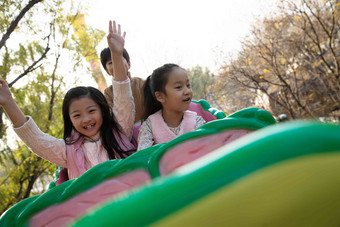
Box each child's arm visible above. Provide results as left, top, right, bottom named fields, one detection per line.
left=196, top=116, right=206, bottom=129
left=0, top=79, right=67, bottom=167
left=107, top=21, right=135, bottom=139
left=0, top=79, right=27, bottom=127
left=137, top=119, right=155, bottom=151
left=107, top=20, right=127, bottom=81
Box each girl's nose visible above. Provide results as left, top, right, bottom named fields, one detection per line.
left=82, top=115, right=91, bottom=123
left=184, top=87, right=192, bottom=94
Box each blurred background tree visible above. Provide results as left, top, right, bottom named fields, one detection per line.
left=187, top=65, right=215, bottom=99
left=217, top=0, right=340, bottom=120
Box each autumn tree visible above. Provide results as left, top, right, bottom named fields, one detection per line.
left=0, top=0, right=105, bottom=214
left=219, top=0, right=340, bottom=119
left=213, top=72, right=258, bottom=115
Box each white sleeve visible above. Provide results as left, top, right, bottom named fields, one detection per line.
left=195, top=115, right=206, bottom=129
left=13, top=116, right=67, bottom=167
left=137, top=119, right=154, bottom=151
left=111, top=78, right=135, bottom=140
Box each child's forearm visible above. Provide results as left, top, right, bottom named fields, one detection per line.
left=2, top=98, right=27, bottom=128
left=111, top=53, right=127, bottom=82
left=112, top=79, right=135, bottom=139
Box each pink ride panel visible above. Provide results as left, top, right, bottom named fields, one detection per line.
left=188, top=102, right=216, bottom=122
left=159, top=129, right=251, bottom=175
left=30, top=170, right=150, bottom=227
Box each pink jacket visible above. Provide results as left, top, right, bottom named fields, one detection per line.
left=65, top=131, right=136, bottom=179
left=149, top=110, right=197, bottom=145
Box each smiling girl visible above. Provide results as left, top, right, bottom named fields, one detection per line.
left=0, top=20, right=135, bottom=179
left=137, top=64, right=206, bottom=151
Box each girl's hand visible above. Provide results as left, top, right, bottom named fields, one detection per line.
left=107, top=20, right=126, bottom=55
left=0, top=79, right=13, bottom=106
left=0, top=79, right=27, bottom=127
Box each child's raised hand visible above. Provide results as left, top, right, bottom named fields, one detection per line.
left=0, top=79, right=13, bottom=106
left=0, top=79, right=27, bottom=127
left=107, top=20, right=126, bottom=55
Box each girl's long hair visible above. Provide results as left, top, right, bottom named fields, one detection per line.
left=62, top=86, right=127, bottom=159
left=142, top=63, right=180, bottom=120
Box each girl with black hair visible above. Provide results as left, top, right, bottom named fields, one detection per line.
left=0, top=21, right=136, bottom=179
left=137, top=64, right=206, bottom=150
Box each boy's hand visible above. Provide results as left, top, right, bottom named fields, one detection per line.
left=107, top=20, right=126, bottom=55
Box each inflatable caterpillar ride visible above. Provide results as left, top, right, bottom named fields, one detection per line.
left=1, top=100, right=340, bottom=227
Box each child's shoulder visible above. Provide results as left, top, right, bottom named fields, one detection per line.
left=103, top=85, right=113, bottom=95
left=131, top=77, right=145, bottom=87
left=131, top=76, right=144, bottom=81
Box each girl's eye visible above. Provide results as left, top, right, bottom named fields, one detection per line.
left=175, top=86, right=182, bottom=89
left=89, top=109, right=96, bottom=113
left=187, top=84, right=191, bottom=88
left=72, top=114, right=80, bottom=118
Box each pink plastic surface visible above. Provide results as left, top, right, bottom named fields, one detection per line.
left=159, top=129, right=251, bottom=175
left=30, top=170, right=150, bottom=227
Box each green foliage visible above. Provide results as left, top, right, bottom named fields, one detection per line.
left=0, top=48, right=10, bottom=76
left=0, top=144, right=56, bottom=214
left=27, top=41, right=45, bottom=60
left=187, top=65, right=215, bottom=100
left=16, top=44, right=28, bottom=67
left=0, top=0, right=19, bottom=32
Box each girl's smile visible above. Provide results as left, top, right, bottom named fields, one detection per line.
left=69, top=97, right=103, bottom=141
left=183, top=97, right=191, bottom=103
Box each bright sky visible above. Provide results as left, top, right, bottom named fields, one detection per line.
left=85, top=0, right=278, bottom=80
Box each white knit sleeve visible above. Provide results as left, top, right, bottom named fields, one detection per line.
left=137, top=119, right=154, bottom=151
left=111, top=78, right=135, bottom=140
left=195, top=115, right=206, bottom=129
left=13, top=116, right=67, bottom=167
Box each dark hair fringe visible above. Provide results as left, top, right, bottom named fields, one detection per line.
left=100, top=48, right=130, bottom=71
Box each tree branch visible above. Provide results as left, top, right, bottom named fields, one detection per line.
left=0, top=0, right=43, bottom=50
left=8, top=33, right=51, bottom=88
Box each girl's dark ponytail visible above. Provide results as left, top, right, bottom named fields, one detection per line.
left=142, top=75, right=162, bottom=121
